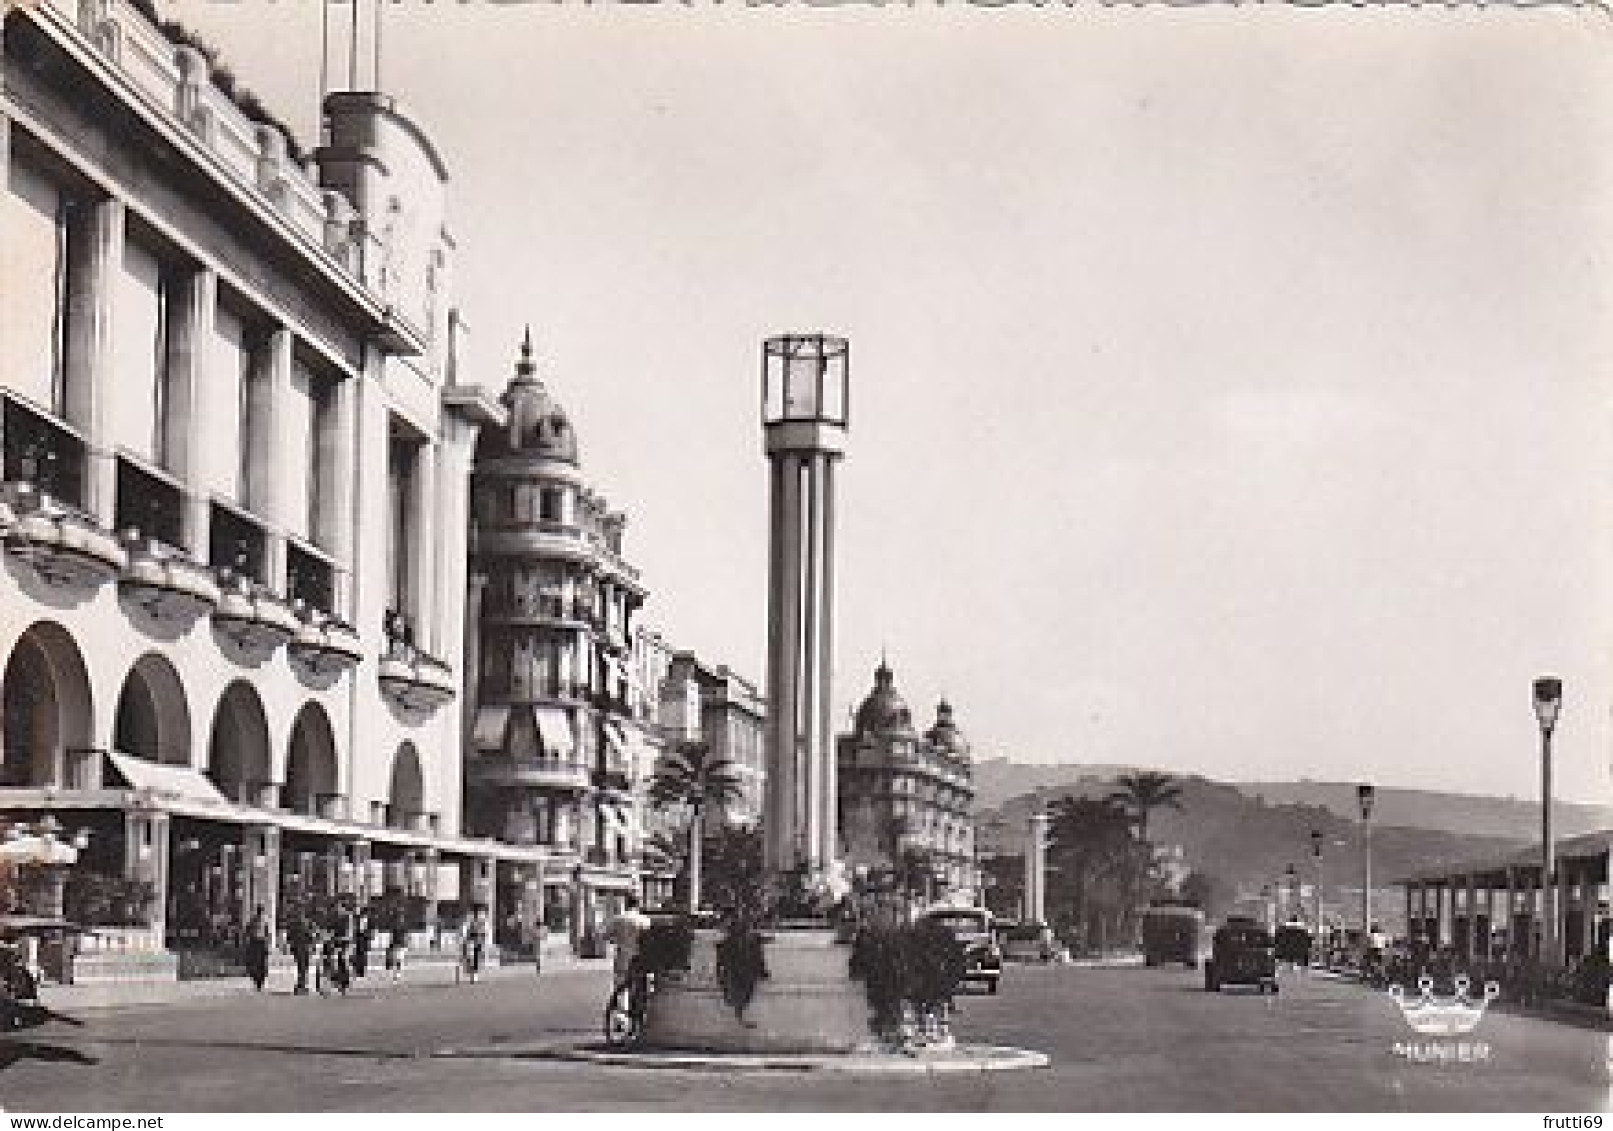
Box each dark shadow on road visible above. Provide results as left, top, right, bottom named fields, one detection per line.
left=25, top=1036, right=421, bottom=1060
left=0, top=1039, right=99, bottom=1070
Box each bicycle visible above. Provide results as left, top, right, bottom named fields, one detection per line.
left=316, top=936, right=352, bottom=997
left=602, top=968, right=652, bottom=1049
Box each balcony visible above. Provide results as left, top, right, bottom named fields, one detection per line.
left=119, top=534, right=219, bottom=623
left=212, top=572, right=299, bottom=654
left=288, top=612, right=363, bottom=676
left=3, top=394, right=86, bottom=511
left=377, top=622, right=456, bottom=712
left=469, top=757, right=591, bottom=793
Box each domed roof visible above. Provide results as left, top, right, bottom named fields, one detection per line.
left=925, top=698, right=970, bottom=759
left=852, top=658, right=917, bottom=741
left=477, top=329, right=579, bottom=465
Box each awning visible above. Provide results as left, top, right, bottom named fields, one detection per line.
left=533, top=709, right=575, bottom=760
left=106, top=752, right=231, bottom=809
left=472, top=706, right=511, bottom=753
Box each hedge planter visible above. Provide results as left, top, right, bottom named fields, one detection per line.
left=642, top=926, right=874, bottom=1054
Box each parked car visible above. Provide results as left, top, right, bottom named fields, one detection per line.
left=1273, top=922, right=1312, bottom=966
left=1204, top=917, right=1278, bottom=994
left=998, top=920, right=1060, bottom=964
left=922, top=906, right=1002, bottom=994
left=1141, top=902, right=1204, bottom=968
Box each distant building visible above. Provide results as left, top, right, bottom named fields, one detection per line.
left=660, top=652, right=766, bottom=825
left=837, top=660, right=977, bottom=901
left=464, top=335, right=657, bottom=950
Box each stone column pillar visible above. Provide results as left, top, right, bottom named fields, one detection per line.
left=1465, top=872, right=1479, bottom=963
left=815, top=453, right=838, bottom=870
left=241, top=824, right=280, bottom=929
left=1404, top=883, right=1414, bottom=943
left=350, top=839, right=372, bottom=905
left=122, top=809, right=170, bottom=939
left=166, top=269, right=215, bottom=555
left=1025, top=812, right=1048, bottom=925
left=422, top=848, right=441, bottom=940
left=800, top=452, right=824, bottom=871
left=765, top=454, right=803, bottom=874
left=64, top=196, right=123, bottom=525
left=325, top=374, right=358, bottom=618
left=249, top=328, right=292, bottom=590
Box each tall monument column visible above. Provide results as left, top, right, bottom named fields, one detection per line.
left=1026, top=811, right=1049, bottom=924
left=761, top=334, right=849, bottom=877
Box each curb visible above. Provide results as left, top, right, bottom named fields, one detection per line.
left=38, top=956, right=611, bottom=1013
left=434, top=1041, right=1051, bottom=1075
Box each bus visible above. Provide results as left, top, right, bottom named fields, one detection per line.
left=1141, top=902, right=1205, bottom=968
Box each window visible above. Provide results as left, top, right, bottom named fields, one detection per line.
left=387, top=432, right=418, bottom=622
left=113, top=236, right=172, bottom=466
left=209, top=306, right=253, bottom=503
left=539, top=486, right=563, bottom=524
left=1, top=160, right=69, bottom=415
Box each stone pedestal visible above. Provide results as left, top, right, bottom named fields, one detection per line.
left=643, top=927, right=873, bottom=1054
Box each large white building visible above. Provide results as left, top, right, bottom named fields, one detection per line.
left=0, top=0, right=509, bottom=972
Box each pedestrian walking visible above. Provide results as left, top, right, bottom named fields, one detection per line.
left=385, top=923, right=408, bottom=982
left=352, top=908, right=373, bottom=980
left=287, top=913, right=315, bottom=996
left=242, top=906, right=271, bottom=992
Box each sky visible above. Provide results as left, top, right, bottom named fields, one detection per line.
left=164, top=1, right=1613, bottom=802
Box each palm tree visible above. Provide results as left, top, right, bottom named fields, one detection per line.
left=1107, top=771, right=1184, bottom=844
left=1046, top=794, right=1148, bottom=952
left=648, top=740, right=744, bottom=913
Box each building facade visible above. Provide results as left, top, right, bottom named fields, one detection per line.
left=659, top=651, right=766, bottom=825
left=464, top=335, right=659, bottom=950
left=838, top=660, right=978, bottom=903
left=0, top=0, right=509, bottom=971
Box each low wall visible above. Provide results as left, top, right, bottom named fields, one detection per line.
left=643, top=927, right=875, bottom=1054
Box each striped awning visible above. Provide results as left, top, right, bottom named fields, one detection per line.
left=533, top=708, right=575, bottom=760
left=472, top=706, right=511, bottom=753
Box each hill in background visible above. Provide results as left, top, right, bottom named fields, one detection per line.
left=973, top=765, right=1537, bottom=931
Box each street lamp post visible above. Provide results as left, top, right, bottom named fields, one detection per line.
left=1284, top=864, right=1298, bottom=924
left=1357, top=784, right=1376, bottom=939
left=1310, top=830, right=1324, bottom=964
left=1533, top=676, right=1562, bottom=966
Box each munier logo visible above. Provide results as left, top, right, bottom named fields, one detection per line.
left=1388, top=974, right=1499, bottom=1063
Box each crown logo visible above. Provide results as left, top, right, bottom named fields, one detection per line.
left=1388, top=974, right=1498, bottom=1037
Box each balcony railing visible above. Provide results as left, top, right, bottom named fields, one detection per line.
left=115, top=456, right=184, bottom=550
left=3, top=394, right=86, bottom=511
left=208, top=501, right=267, bottom=586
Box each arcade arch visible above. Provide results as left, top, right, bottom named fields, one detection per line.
left=0, top=622, right=92, bottom=788
left=207, top=681, right=271, bottom=805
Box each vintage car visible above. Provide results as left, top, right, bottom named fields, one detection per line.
left=997, top=920, right=1061, bottom=964
left=1204, top=917, right=1278, bottom=994
left=1141, top=902, right=1204, bottom=968
left=922, top=906, right=1002, bottom=994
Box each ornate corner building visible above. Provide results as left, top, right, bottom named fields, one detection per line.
left=0, top=0, right=512, bottom=975
left=837, top=659, right=979, bottom=903
left=463, top=334, right=660, bottom=949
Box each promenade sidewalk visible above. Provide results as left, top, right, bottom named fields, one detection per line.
left=38, top=950, right=610, bottom=1012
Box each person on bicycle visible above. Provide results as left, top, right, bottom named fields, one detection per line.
left=605, top=895, right=652, bottom=1023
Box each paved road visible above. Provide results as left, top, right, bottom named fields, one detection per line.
left=1, top=962, right=1608, bottom=1111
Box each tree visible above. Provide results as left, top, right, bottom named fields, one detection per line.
left=1045, top=795, right=1151, bottom=953
left=1107, top=771, right=1185, bottom=844
left=649, top=740, right=745, bottom=913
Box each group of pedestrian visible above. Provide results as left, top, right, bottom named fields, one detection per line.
left=238, top=901, right=410, bottom=996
